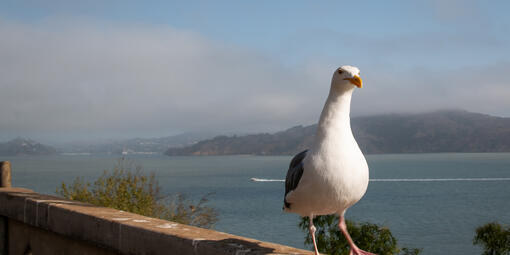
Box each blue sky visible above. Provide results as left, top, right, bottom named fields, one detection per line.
left=1, top=1, right=510, bottom=142
left=3, top=0, right=509, bottom=67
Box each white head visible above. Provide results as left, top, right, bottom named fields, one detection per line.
left=331, top=65, right=363, bottom=93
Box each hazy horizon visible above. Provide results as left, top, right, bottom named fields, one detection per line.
left=1, top=1, right=509, bottom=144
left=0, top=108, right=505, bottom=145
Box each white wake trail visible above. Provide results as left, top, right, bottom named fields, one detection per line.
left=250, top=178, right=284, bottom=182
left=251, top=177, right=510, bottom=182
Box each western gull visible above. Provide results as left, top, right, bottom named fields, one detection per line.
left=284, top=66, right=373, bottom=255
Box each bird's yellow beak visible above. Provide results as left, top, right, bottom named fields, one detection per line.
left=344, top=75, right=363, bottom=88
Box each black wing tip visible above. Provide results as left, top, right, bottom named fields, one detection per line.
left=283, top=149, right=308, bottom=211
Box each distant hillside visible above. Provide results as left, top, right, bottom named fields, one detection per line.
left=0, top=138, right=57, bottom=156
left=165, top=110, right=510, bottom=156
left=61, top=132, right=217, bottom=155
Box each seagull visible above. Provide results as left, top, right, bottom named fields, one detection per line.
left=284, top=66, right=373, bottom=255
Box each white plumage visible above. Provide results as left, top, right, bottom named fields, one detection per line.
left=284, top=66, right=374, bottom=255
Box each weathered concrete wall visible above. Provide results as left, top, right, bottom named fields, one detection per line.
left=8, top=218, right=118, bottom=255
left=0, top=216, right=6, bottom=255
left=0, top=187, right=312, bottom=255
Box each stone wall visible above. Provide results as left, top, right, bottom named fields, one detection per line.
left=0, top=183, right=312, bottom=255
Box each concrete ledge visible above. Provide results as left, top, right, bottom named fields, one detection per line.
left=7, top=218, right=118, bottom=255
left=0, top=187, right=312, bottom=255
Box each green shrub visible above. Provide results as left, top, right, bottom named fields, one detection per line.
left=57, top=158, right=218, bottom=228
left=299, top=215, right=421, bottom=255
left=473, top=222, right=510, bottom=255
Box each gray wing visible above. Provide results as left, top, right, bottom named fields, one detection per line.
left=284, top=149, right=308, bottom=209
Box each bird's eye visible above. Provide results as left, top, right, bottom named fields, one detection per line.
left=338, top=70, right=343, bottom=74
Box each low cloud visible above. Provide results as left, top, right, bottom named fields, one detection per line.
left=0, top=20, right=325, bottom=141
left=355, top=64, right=510, bottom=116
left=1, top=20, right=509, bottom=142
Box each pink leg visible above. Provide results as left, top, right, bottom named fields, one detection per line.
left=308, top=216, right=320, bottom=255
left=338, top=215, right=377, bottom=255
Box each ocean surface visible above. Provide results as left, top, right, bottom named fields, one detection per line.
left=5, top=153, right=510, bottom=254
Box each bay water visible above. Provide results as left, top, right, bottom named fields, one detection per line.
left=5, top=153, right=510, bottom=254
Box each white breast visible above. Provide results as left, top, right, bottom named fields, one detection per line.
left=284, top=86, right=369, bottom=217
